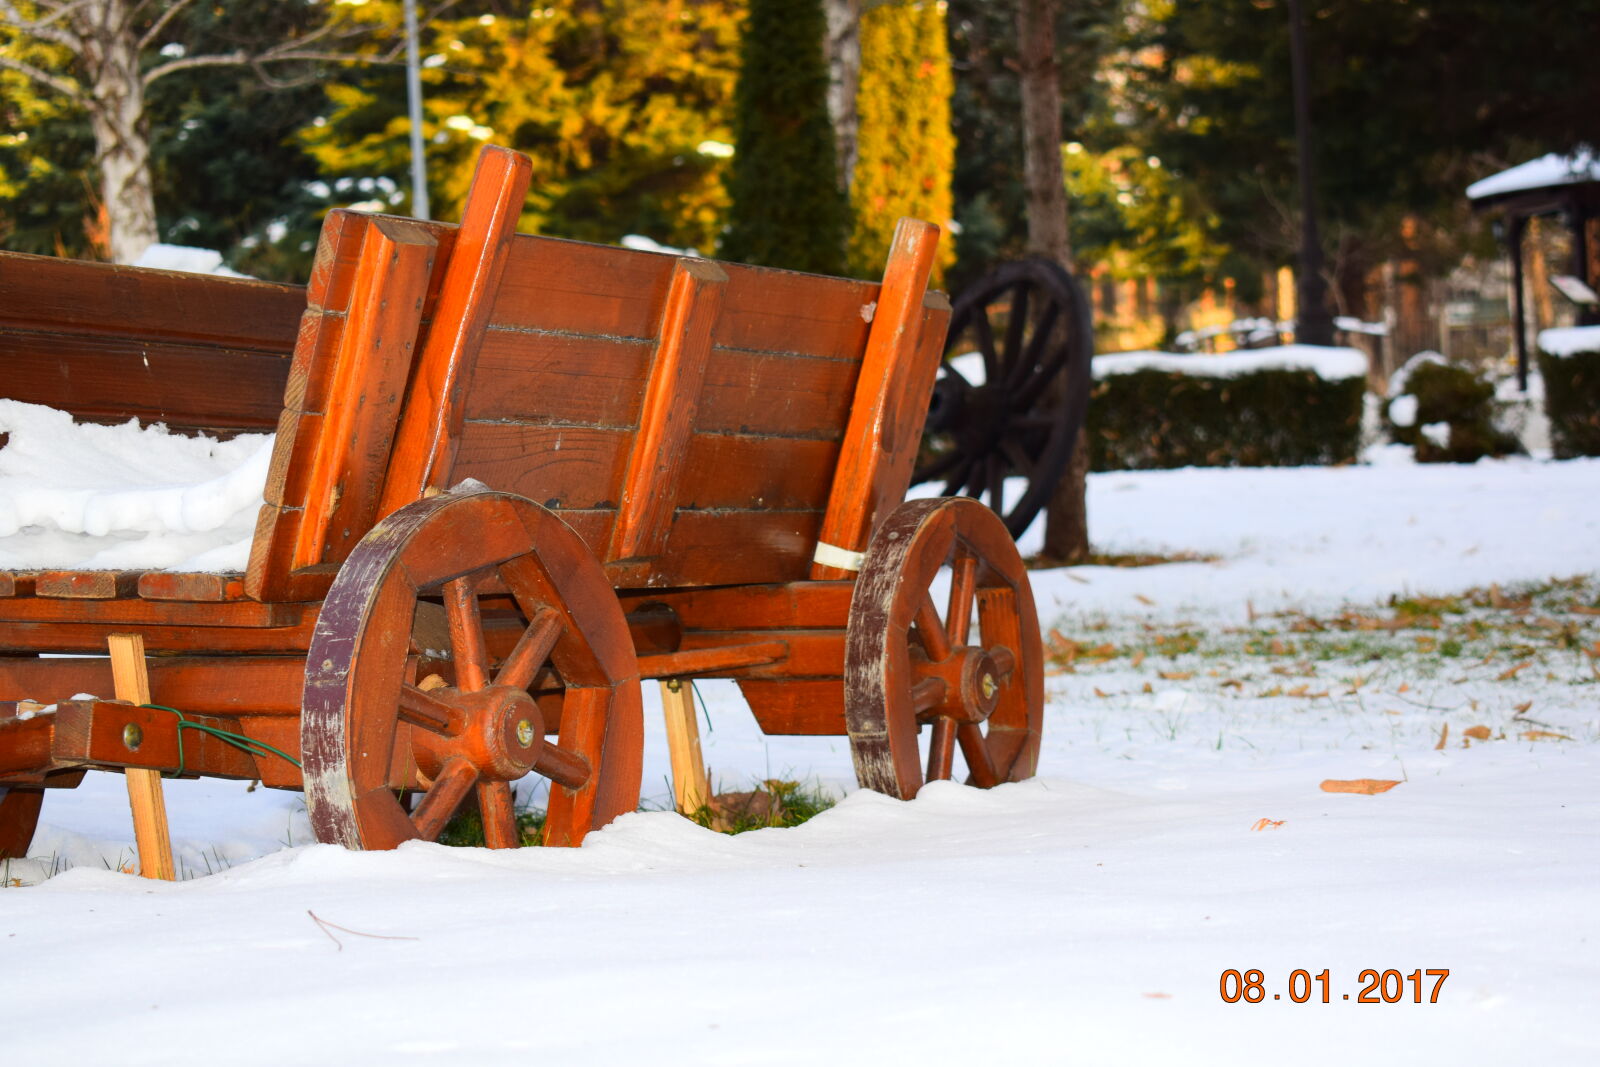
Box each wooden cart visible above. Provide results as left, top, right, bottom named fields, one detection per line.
left=0, top=146, right=1042, bottom=858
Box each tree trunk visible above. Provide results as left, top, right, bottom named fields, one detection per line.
left=1016, top=0, right=1089, bottom=563
left=74, top=0, right=158, bottom=263
left=822, top=0, right=861, bottom=195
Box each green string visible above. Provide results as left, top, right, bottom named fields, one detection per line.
left=138, top=704, right=302, bottom=778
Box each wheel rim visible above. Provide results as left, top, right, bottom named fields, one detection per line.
left=918, top=259, right=1094, bottom=537
left=302, top=490, right=642, bottom=850
left=0, top=785, right=43, bottom=860
left=844, top=498, right=1044, bottom=798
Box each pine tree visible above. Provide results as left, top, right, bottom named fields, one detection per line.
left=720, top=0, right=847, bottom=275
left=846, top=0, right=955, bottom=283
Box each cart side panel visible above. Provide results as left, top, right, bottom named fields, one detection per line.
left=444, top=232, right=893, bottom=587
left=0, top=250, right=302, bottom=434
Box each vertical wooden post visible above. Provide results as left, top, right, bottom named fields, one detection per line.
left=107, top=633, right=175, bottom=881
left=660, top=679, right=709, bottom=815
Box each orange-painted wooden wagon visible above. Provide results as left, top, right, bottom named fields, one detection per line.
left=0, top=147, right=1042, bottom=859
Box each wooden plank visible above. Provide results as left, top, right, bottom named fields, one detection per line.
left=659, top=679, right=709, bottom=814
left=1, top=333, right=292, bottom=433
left=293, top=217, right=438, bottom=568
left=379, top=146, right=534, bottom=512
left=0, top=250, right=304, bottom=349
left=636, top=641, right=789, bottom=678
left=811, top=219, right=945, bottom=580
left=670, top=630, right=843, bottom=679
left=137, top=572, right=246, bottom=602
left=452, top=424, right=839, bottom=514
left=36, top=571, right=141, bottom=600
left=0, top=656, right=305, bottom=716
left=0, top=573, right=38, bottom=599
left=108, top=634, right=176, bottom=881
left=0, top=597, right=311, bottom=629
left=47, top=700, right=262, bottom=780
left=609, top=258, right=727, bottom=561
left=619, top=582, right=853, bottom=631
left=736, top=679, right=847, bottom=736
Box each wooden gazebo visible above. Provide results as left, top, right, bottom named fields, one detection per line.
left=1468, top=151, right=1600, bottom=390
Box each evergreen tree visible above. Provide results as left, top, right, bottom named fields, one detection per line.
left=720, top=0, right=847, bottom=274
left=846, top=0, right=955, bottom=283
left=305, top=1, right=740, bottom=254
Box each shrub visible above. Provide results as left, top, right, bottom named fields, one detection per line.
left=1537, top=329, right=1600, bottom=458
left=1089, top=361, right=1364, bottom=471
left=1386, top=358, right=1520, bottom=463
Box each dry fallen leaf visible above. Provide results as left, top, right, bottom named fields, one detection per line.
left=1496, top=661, right=1532, bottom=681
left=1134, top=594, right=1155, bottom=605
left=1158, top=670, right=1193, bottom=681
left=1397, top=682, right=1411, bottom=693
left=1142, top=993, right=1173, bottom=1000
left=1220, top=678, right=1243, bottom=689
left=1093, top=687, right=1113, bottom=699
left=1141, top=681, right=1153, bottom=694
left=1463, top=725, right=1492, bottom=740
left=1434, top=723, right=1449, bottom=750
left=1130, top=650, right=1146, bottom=668
left=1521, top=729, right=1572, bottom=742
left=1513, top=700, right=1533, bottom=714
left=1320, top=778, right=1402, bottom=795
left=1250, top=818, right=1285, bottom=831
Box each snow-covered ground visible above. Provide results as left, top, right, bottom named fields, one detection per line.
left=5, top=447, right=1600, bottom=1065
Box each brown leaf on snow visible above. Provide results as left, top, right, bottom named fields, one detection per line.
left=1158, top=670, right=1193, bottom=681
left=1134, top=594, right=1155, bottom=606
left=1434, top=723, right=1449, bottom=750
left=1093, top=687, right=1113, bottom=698
left=1463, top=725, right=1492, bottom=741
left=1513, top=700, right=1533, bottom=714
left=1320, top=778, right=1402, bottom=795
left=1220, top=678, right=1244, bottom=689
left=1521, top=729, right=1573, bottom=742
left=1496, top=661, right=1532, bottom=681
left=1130, top=650, right=1147, bottom=668
left=1397, top=682, right=1411, bottom=693
left=1250, top=818, right=1285, bottom=831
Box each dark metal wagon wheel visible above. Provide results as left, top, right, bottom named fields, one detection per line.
left=844, top=497, right=1044, bottom=799
left=302, top=488, right=643, bottom=850
left=918, top=258, right=1094, bottom=538
left=0, top=785, right=43, bottom=859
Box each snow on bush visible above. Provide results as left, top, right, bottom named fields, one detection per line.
left=1537, top=326, right=1600, bottom=457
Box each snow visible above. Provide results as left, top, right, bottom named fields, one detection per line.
left=1094, top=344, right=1368, bottom=381
left=1538, top=324, right=1600, bottom=358
left=1466, top=149, right=1600, bottom=201
left=1388, top=393, right=1418, bottom=426
left=131, top=243, right=250, bottom=278
left=0, top=400, right=270, bottom=572
left=5, top=421, right=1600, bottom=1063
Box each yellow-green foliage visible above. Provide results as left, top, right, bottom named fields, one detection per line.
left=303, top=2, right=740, bottom=253
left=847, top=0, right=956, bottom=283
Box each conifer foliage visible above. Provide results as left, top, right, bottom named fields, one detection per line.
left=847, top=0, right=955, bottom=283
left=719, top=0, right=847, bottom=275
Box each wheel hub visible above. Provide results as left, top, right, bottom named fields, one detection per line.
left=412, top=685, right=546, bottom=782
left=913, top=645, right=1005, bottom=726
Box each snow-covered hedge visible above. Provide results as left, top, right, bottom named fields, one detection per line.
left=1537, top=326, right=1600, bottom=458
left=1383, top=352, right=1520, bottom=463
left=1088, top=345, right=1366, bottom=470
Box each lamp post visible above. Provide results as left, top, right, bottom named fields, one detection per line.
left=404, top=0, right=430, bottom=221
left=1287, top=0, right=1332, bottom=345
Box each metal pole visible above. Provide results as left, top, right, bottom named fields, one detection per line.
left=1287, top=0, right=1332, bottom=345
left=404, top=0, right=430, bottom=221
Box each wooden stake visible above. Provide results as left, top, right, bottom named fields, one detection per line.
left=660, top=679, right=709, bottom=816
left=108, top=633, right=176, bottom=880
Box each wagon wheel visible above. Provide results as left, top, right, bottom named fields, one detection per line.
left=844, top=497, right=1044, bottom=799
left=918, top=259, right=1093, bottom=538
left=0, top=785, right=43, bottom=859
left=302, top=489, right=643, bottom=850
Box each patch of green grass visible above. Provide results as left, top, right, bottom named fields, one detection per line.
left=687, top=778, right=836, bottom=835
left=437, top=806, right=546, bottom=848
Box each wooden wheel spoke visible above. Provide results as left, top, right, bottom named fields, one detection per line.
left=398, top=683, right=457, bottom=734
left=1002, top=284, right=1031, bottom=366
left=1006, top=301, right=1061, bottom=389
left=914, top=592, right=952, bottom=662
left=943, top=455, right=977, bottom=498
left=946, top=554, right=978, bottom=648
left=411, top=758, right=478, bottom=841
left=911, top=676, right=948, bottom=715
left=477, top=780, right=521, bottom=849
left=958, top=723, right=1000, bottom=788
left=986, top=454, right=1006, bottom=511
left=494, top=607, right=563, bottom=691
left=444, top=573, right=490, bottom=692
left=988, top=644, right=1017, bottom=682
left=972, top=307, right=999, bottom=385
left=533, top=741, right=593, bottom=791
left=1000, top=435, right=1036, bottom=478
left=926, top=718, right=957, bottom=781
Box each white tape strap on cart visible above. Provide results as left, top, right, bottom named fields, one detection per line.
left=812, top=541, right=866, bottom=572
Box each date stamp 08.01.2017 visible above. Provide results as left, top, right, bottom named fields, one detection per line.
left=1219, top=969, right=1450, bottom=1004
